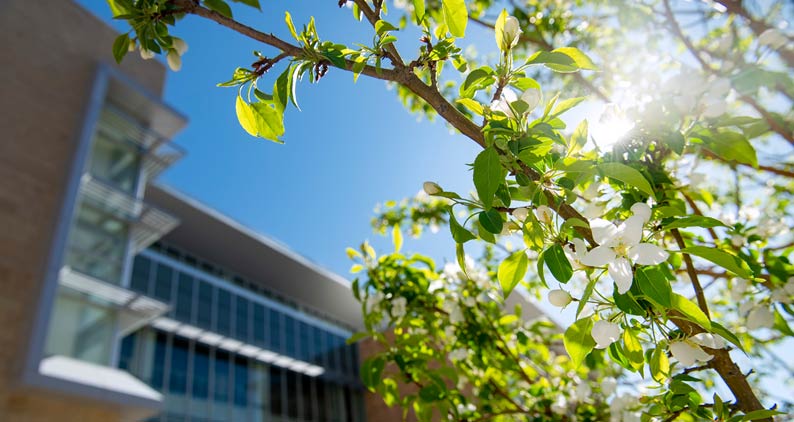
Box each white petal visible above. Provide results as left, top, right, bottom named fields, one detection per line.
left=691, top=333, right=726, bottom=349
left=501, top=88, right=518, bottom=103
left=630, top=202, right=652, bottom=223
left=746, top=307, right=774, bottom=330
left=580, top=245, right=616, bottom=267
left=520, top=88, right=541, bottom=112
left=570, top=238, right=587, bottom=258
left=592, top=320, right=621, bottom=349
left=590, top=219, right=619, bottom=245
left=616, top=215, right=645, bottom=246
left=629, top=243, right=669, bottom=265
left=609, top=258, right=633, bottom=294
left=670, top=341, right=712, bottom=367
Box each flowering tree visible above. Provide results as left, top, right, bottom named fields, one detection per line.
left=109, top=0, right=793, bottom=420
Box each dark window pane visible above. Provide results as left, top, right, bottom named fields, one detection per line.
left=284, top=315, right=296, bottom=358
left=169, top=336, right=189, bottom=395
left=175, top=273, right=193, bottom=322
left=340, top=342, right=352, bottom=375
left=118, top=334, right=136, bottom=371
left=196, top=281, right=213, bottom=329
left=298, top=321, right=311, bottom=362
left=286, top=370, right=298, bottom=419
left=316, top=378, right=327, bottom=422
left=192, top=343, right=210, bottom=399
left=130, top=256, right=151, bottom=294
left=234, top=296, right=249, bottom=341
left=233, top=356, right=248, bottom=407
left=326, top=332, right=339, bottom=372
left=312, top=326, right=325, bottom=367
left=351, top=344, right=360, bottom=377
left=216, top=290, right=231, bottom=336
left=268, top=309, right=282, bottom=352
left=269, top=365, right=283, bottom=416
left=253, top=303, right=266, bottom=347
left=153, top=264, right=173, bottom=302
left=214, top=350, right=230, bottom=402
left=151, top=331, right=167, bottom=390
left=301, top=374, right=314, bottom=420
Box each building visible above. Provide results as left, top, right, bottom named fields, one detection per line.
left=0, top=1, right=365, bottom=420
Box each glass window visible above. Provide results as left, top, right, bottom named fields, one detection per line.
left=234, top=296, right=249, bottom=341
left=233, top=356, right=248, bottom=407
left=269, top=365, right=283, bottom=416
left=153, top=263, right=173, bottom=302
left=214, top=350, right=231, bottom=403
left=88, top=128, right=141, bottom=193
left=192, top=343, right=210, bottom=399
left=118, top=334, right=137, bottom=371
left=298, top=321, right=311, bottom=362
left=301, top=374, right=314, bottom=421
left=65, top=204, right=128, bottom=284
left=252, top=303, right=266, bottom=347
left=284, top=315, right=296, bottom=358
left=326, top=332, right=339, bottom=372
left=268, top=309, right=282, bottom=353
left=174, top=272, right=194, bottom=322
left=152, top=331, right=168, bottom=390
left=312, top=326, right=326, bottom=367
left=169, top=336, right=189, bottom=395
left=316, top=378, right=328, bottom=422
left=286, top=370, right=299, bottom=419
left=216, top=289, right=231, bottom=336
left=196, top=281, right=213, bottom=329
left=44, top=294, right=115, bottom=365
left=130, top=255, right=151, bottom=293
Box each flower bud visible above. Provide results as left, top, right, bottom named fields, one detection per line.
left=423, top=181, right=442, bottom=195
left=548, top=289, right=572, bottom=308
left=166, top=50, right=182, bottom=71
left=140, top=48, right=155, bottom=60
left=498, top=15, right=522, bottom=51
left=171, top=37, right=189, bottom=56
left=511, top=207, right=529, bottom=221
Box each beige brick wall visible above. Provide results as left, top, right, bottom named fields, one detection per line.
left=0, top=1, right=166, bottom=420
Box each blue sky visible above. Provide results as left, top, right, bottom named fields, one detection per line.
left=80, top=1, right=493, bottom=277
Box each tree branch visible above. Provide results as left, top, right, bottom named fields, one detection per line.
left=671, top=228, right=711, bottom=319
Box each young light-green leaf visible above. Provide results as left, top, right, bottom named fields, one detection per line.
left=598, top=162, right=655, bottom=199
left=392, top=225, right=403, bottom=253
left=498, top=249, right=529, bottom=297
left=441, top=0, right=467, bottom=37
left=448, top=208, right=476, bottom=244
left=671, top=293, right=711, bottom=330
left=473, top=147, right=506, bottom=208
left=635, top=267, right=672, bottom=307
left=564, top=318, right=595, bottom=368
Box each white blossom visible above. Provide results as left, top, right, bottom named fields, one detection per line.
left=139, top=47, right=155, bottom=60
left=746, top=306, right=774, bottom=330
left=490, top=88, right=541, bottom=118
left=423, top=181, right=442, bottom=195
left=548, top=289, right=573, bottom=308
left=731, top=234, right=746, bottom=248
left=391, top=297, right=407, bottom=319
left=758, top=28, right=789, bottom=50
left=592, top=320, right=621, bottom=349
left=564, top=238, right=588, bottom=270
left=601, top=377, right=617, bottom=396
left=691, top=332, right=726, bottom=349
left=581, top=208, right=669, bottom=294
left=535, top=205, right=554, bottom=224
left=669, top=339, right=713, bottom=366
left=449, top=348, right=469, bottom=361
left=551, top=395, right=568, bottom=414
left=575, top=382, right=592, bottom=402
left=512, top=207, right=529, bottom=221
left=630, top=202, right=652, bottom=223
left=171, top=37, right=189, bottom=55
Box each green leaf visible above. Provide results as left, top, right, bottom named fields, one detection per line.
left=284, top=11, right=299, bottom=40
left=273, top=67, right=290, bottom=113
left=711, top=322, right=745, bottom=353
left=568, top=119, right=588, bottom=156
left=456, top=98, right=483, bottom=115
left=498, top=249, right=529, bottom=297
left=635, top=267, right=672, bottom=307
left=662, top=216, right=726, bottom=230
left=460, top=67, right=495, bottom=98
left=681, top=246, right=752, bottom=279
left=288, top=64, right=302, bottom=110
left=473, top=147, right=506, bottom=208
left=204, top=0, right=232, bottom=18
left=235, top=96, right=285, bottom=143
left=413, top=0, right=425, bottom=23
left=553, top=47, right=598, bottom=70
left=448, top=208, right=476, bottom=244
left=360, top=356, right=385, bottom=390
left=230, top=0, right=260, bottom=9
left=441, top=0, right=467, bottom=37
left=703, top=130, right=758, bottom=168
left=623, top=329, right=644, bottom=370
left=598, top=162, right=655, bottom=198
left=494, top=9, right=508, bottom=52
left=671, top=293, right=711, bottom=330
left=392, top=225, right=403, bottom=253
left=543, top=244, right=573, bottom=283
left=564, top=318, right=596, bottom=368
left=478, top=209, right=504, bottom=234
left=112, top=34, right=130, bottom=64
left=650, top=346, right=670, bottom=383
left=742, top=410, right=784, bottom=421
left=773, top=308, right=794, bottom=337
left=550, top=97, right=587, bottom=119
left=375, top=20, right=399, bottom=35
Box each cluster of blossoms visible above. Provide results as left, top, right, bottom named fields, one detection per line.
left=139, top=37, right=188, bottom=71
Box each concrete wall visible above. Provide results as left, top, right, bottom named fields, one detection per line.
left=0, top=1, right=166, bottom=420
